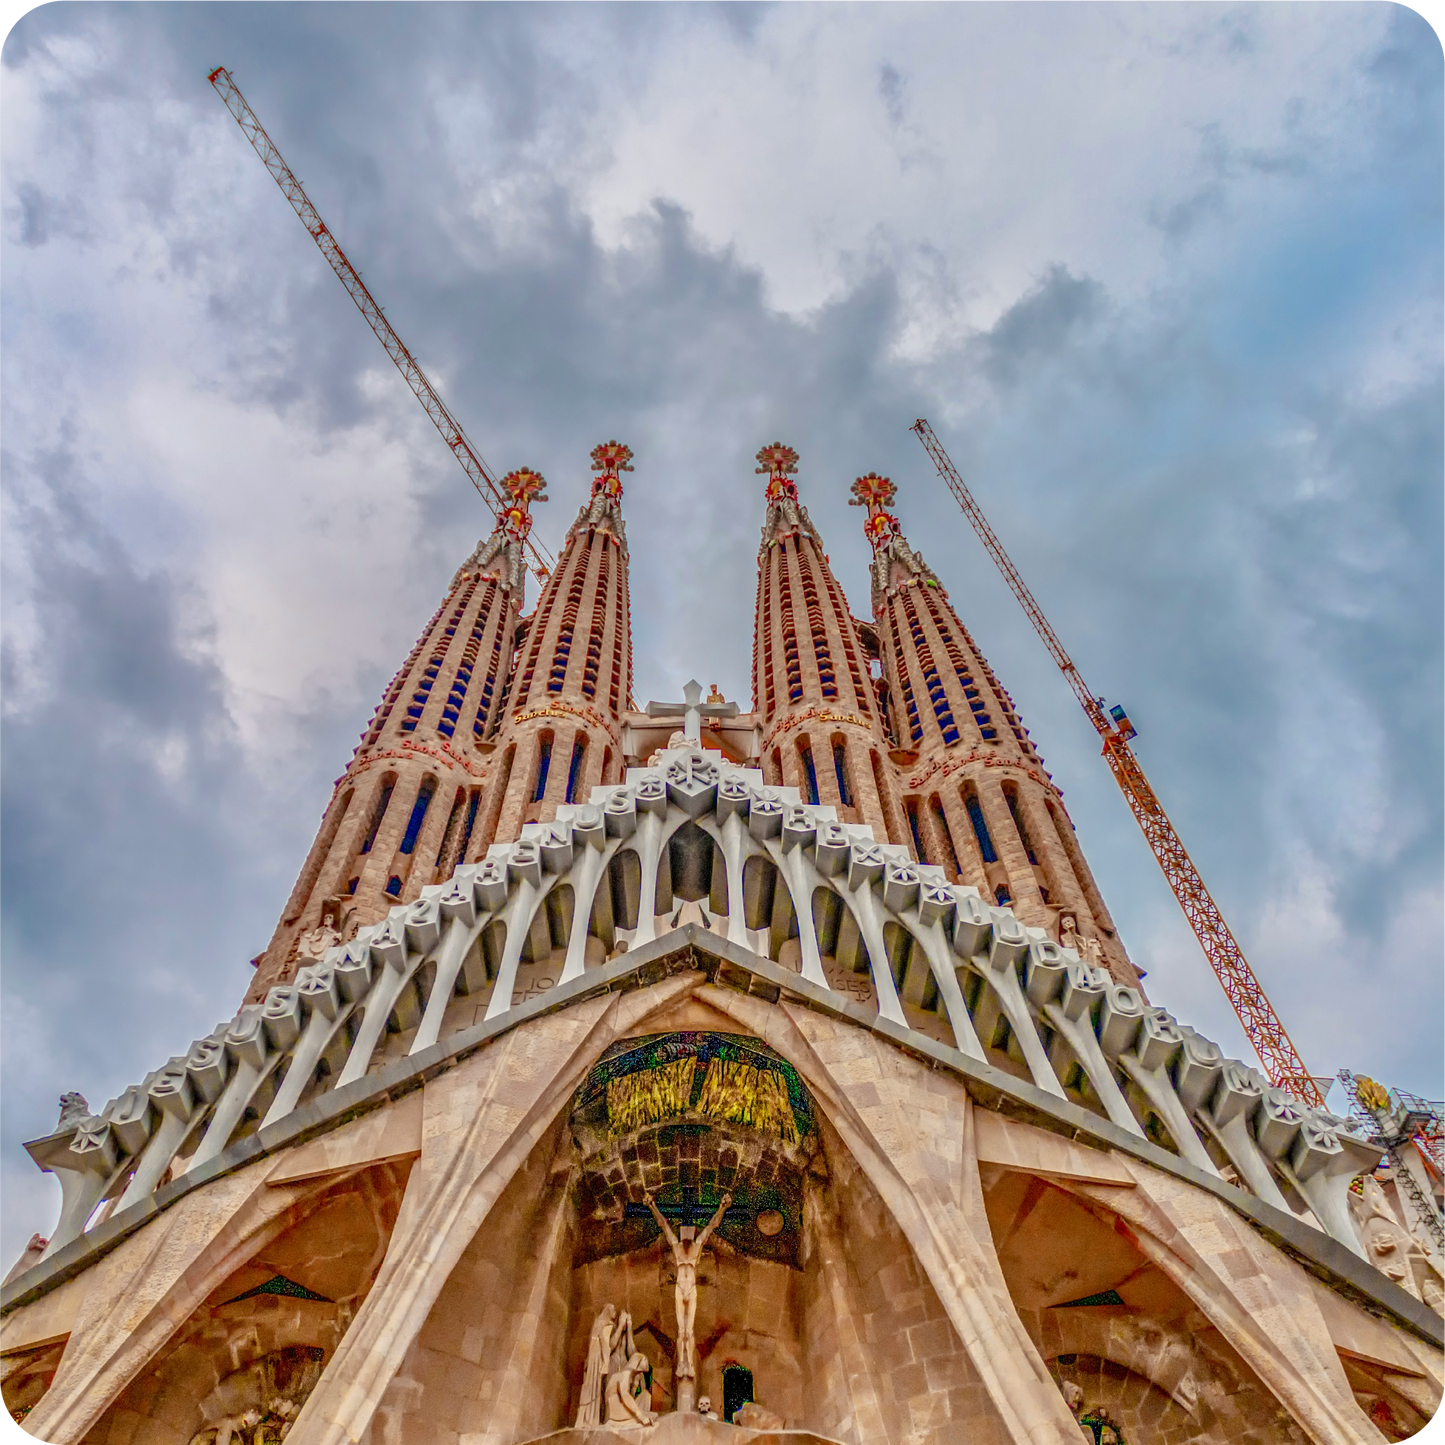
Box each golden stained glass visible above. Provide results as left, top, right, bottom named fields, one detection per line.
left=694, top=1059, right=799, bottom=1145
left=606, top=1057, right=697, bottom=1135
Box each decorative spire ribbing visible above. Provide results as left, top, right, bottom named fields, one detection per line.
left=849, top=471, right=934, bottom=609
left=756, top=442, right=820, bottom=550
left=456, top=466, right=549, bottom=595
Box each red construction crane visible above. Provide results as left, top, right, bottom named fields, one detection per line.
left=911, top=418, right=1326, bottom=1109
left=208, top=66, right=554, bottom=580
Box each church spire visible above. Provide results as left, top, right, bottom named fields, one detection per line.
left=483, top=442, right=635, bottom=842
left=750, top=444, right=904, bottom=843
left=246, top=467, right=547, bottom=999
left=853, top=471, right=1139, bottom=987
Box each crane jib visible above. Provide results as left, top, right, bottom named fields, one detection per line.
left=910, top=417, right=1323, bottom=1109
left=207, top=66, right=554, bottom=578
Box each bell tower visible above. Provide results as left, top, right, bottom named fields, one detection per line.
left=247, top=467, right=547, bottom=1000
left=751, top=444, right=903, bottom=843
left=483, top=442, right=635, bottom=843
left=850, top=471, right=1140, bottom=988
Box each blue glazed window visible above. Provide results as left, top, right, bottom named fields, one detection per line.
left=398, top=782, right=435, bottom=855
left=966, top=794, right=998, bottom=863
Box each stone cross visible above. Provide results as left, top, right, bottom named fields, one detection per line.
left=644, top=679, right=738, bottom=745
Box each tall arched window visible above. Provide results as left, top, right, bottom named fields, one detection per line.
left=930, top=794, right=960, bottom=879
left=963, top=785, right=998, bottom=863
left=399, top=777, right=437, bottom=855
left=832, top=735, right=853, bottom=807
left=798, top=738, right=820, bottom=805
left=565, top=736, right=587, bottom=803
left=532, top=732, right=554, bottom=802
left=359, top=775, right=397, bottom=855
left=905, top=798, right=928, bottom=863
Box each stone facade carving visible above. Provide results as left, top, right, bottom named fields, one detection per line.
left=186, top=1347, right=324, bottom=1445
left=644, top=1190, right=731, bottom=1393
left=575, top=1304, right=617, bottom=1427
left=604, top=1351, right=656, bottom=1426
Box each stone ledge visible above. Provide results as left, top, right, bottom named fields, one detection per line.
left=517, top=1419, right=843, bottom=1444
left=4, top=926, right=1440, bottom=1354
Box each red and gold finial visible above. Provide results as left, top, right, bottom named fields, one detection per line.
left=499, top=467, right=547, bottom=540
left=848, top=471, right=901, bottom=552
left=755, top=443, right=800, bottom=504
left=590, top=440, right=634, bottom=499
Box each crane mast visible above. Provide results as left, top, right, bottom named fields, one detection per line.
left=911, top=418, right=1325, bottom=1110
left=208, top=67, right=554, bottom=580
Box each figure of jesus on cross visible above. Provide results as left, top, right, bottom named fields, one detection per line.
left=644, top=679, right=738, bottom=745
left=644, top=1190, right=732, bottom=1408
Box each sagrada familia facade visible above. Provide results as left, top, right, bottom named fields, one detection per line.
left=3, top=443, right=1441, bottom=1444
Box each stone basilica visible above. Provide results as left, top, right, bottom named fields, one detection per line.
left=3, top=443, right=1441, bottom=1444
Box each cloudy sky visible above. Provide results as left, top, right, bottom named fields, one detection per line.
left=2, top=3, right=1440, bottom=1267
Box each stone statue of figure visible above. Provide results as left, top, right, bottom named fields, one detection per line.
left=1352, top=1178, right=1423, bottom=1300
left=604, top=1351, right=655, bottom=1427
left=644, top=1190, right=732, bottom=1380
left=575, top=1303, right=617, bottom=1427
left=607, top=1311, right=636, bottom=1379
left=1058, top=915, right=1082, bottom=954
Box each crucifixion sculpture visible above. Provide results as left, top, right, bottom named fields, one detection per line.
left=644, top=1190, right=732, bottom=1407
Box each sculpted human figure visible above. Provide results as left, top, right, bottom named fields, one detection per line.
left=604, top=1351, right=656, bottom=1427
left=644, top=1190, right=732, bottom=1379
left=1351, top=1178, right=1425, bottom=1301
left=607, top=1310, right=636, bottom=1379
left=575, top=1303, right=617, bottom=1427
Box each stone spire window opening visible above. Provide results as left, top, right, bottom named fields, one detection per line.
left=798, top=738, right=820, bottom=806
left=905, top=798, right=928, bottom=864
left=831, top=736, right=853, bottom=807
left=402, top=579, right=478, bottom=734
left=901, top=589, right=959, bottom=745
left=609, top=541, right=629, bottom=715
left=548, top=551, right=590, bottom=694
left=480, top=744, right=517, bottom=853
left=818, top=564, right=871, bottom=715
left=473, top=603, right=508, bottom=740
left=532, top=732, right=554, bottom=802
left=888, top=606, right=924, bottom=745
left=582, top=548, right=610, bottom=699
left=439, top=578, right=495, bottom=739
left=756, top=564, right=776, bottom=717
left=930, top=794, right=961, bottom=880
left=777, top=543, right=804, bottom=704
left=358, top=778, right=396, bottom=856
left=964, top=786, right=998, bottom=864
left=516, top=553, right=564, bottom=708
left=433, top=788, right=467, bottom=871
left=398, top=778, right=436, bottom=856
left=1002, top=783, right=1039, bottom=867
left=565, top=736, right=588, bottom=804
left=796, top=549, right=838, bottom=700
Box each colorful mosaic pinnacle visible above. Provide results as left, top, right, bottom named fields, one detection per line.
left=589, top=440, right=633, bottom=498
left=849, top=471, right=902, bottom=552
left=755, top=442, right=800, bottom=503
left=499, top=466, right=548, bottom=539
